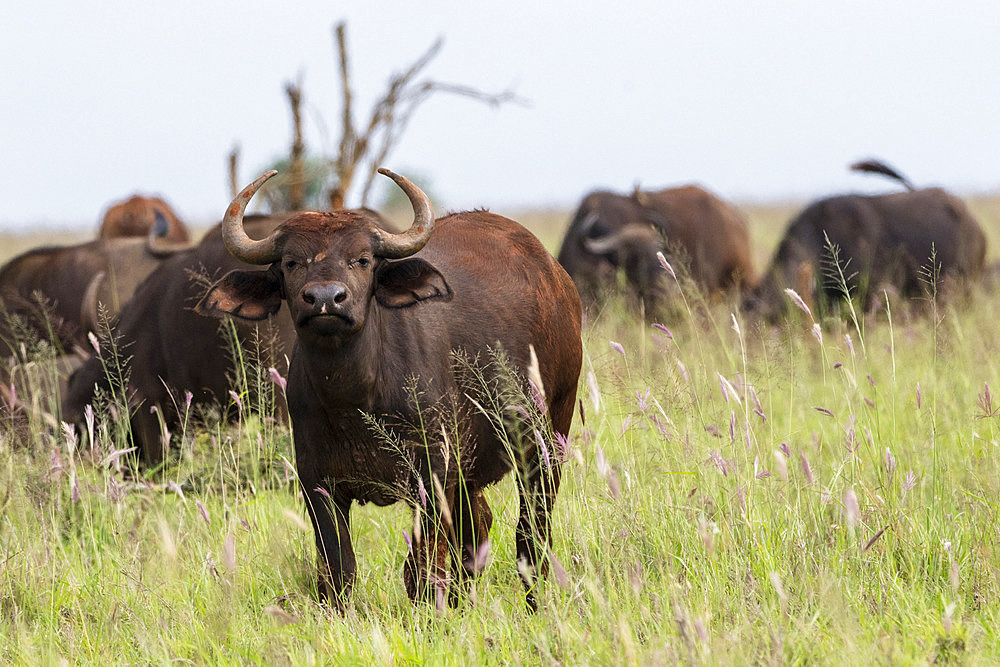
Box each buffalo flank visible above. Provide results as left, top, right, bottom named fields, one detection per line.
left=748, top=160, right=987, bottom=318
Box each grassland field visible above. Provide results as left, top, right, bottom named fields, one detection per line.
left=1, top=195, right=1000, bottom=664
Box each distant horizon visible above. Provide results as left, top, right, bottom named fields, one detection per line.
left=7, top=186, right=1000, bottom=237
left=3, top=1, right=998, bottom=231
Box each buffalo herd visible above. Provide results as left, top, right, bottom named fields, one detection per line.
left=559, top=160, right=987, bottom=320
left=0, top=159, right=991, bottom=607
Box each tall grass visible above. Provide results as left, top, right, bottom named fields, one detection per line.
left=2, top=201, right=1000, bottom=661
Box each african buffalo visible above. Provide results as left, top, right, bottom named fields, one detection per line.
left=197, top=170, right=583, bottom=609
left=99, top=194, right=191, bottom=243
left=0, top=225, right=191, bottom=372
left=747, top=160, right=987, bottom=318
left=61, top=215, right=296, bottom=464
left=557, top=184, right=757, bottom=315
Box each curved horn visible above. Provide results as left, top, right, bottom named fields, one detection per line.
left=578, top=211, right=600, bottom=237
left=583, top=224, right=660, bottom=256
left=222, top=170, right=282, bottom=264
left=144, top=219, right=193, bottom=257
left=80, top=271, right=106, bottom=335
left=372, top=168, right=435, bottom=258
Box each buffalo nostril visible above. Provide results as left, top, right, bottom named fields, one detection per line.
left=303, top=283, right=348, bottom=310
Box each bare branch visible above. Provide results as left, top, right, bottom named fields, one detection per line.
left=228, top=144, right=240, bottom=199
left=331, top=21, right=355, bottom=209
left=285, top=78, right=305, bottom=210
left=408, top=81, right=527, bottom=109
left=358, top=81, right=526, bottom=205
left=328, top=24, right=524, bottom=209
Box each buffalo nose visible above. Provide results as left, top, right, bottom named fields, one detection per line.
left=302, top=282, right=348, bottom=309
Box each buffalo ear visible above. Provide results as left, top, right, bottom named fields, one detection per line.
left=196, top=269, right=282, bottom=321
left=375, top=258, right=452, bottom=308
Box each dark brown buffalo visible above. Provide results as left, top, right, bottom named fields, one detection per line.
left=747, top=160, right=987, bottom=318
left=61, top=215, right=296, bottom=463
left=99, top=194, right=191, bottom=243
left=557, top=184, right=757, bottom=314
left=0, top=227, right=191, bottom=370
left=197, top=170, right=583, bottom=609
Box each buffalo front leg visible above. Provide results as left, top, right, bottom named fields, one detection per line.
left=302, top=481, right=355, bottom=609
left=515, top=461, right=561, bottom=610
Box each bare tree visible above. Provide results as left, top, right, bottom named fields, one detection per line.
left=327, top=21, right=524, bottom=209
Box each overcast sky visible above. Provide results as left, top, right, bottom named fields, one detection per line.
left=1, top=1, right=998, bottom=230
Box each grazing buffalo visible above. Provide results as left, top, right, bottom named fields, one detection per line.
left=61, top=215, right=296, bottom=464
left=557, top=185, right=757, bottom=315
left=0, top=225, right=191, bottom=371
left=747, top=160, right=987, bottom=318
left=197, top=170, right=583, bottom=609
left=99, top=194, right=191, bottom=243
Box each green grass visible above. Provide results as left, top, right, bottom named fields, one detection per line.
left=2, top=199, right=1000, bottom=664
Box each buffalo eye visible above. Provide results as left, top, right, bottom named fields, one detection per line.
left=283, top=259, right=298, bottom=271
left=356, top=257, right=371, bottom=269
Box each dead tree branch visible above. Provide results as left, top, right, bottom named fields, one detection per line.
left=228, top=145, right=240, bottom=199
left=285, top=78, right=306, bottom=210
left=328, top=22, right=526, bottom=209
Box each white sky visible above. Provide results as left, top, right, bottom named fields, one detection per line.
left=1, top=1, right=998, bottom=230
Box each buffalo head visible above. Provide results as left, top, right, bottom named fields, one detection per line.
left=197, top=169, right=449, bottom=341
left=99, top=194, right=191, bottom=243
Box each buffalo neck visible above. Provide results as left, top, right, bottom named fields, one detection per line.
left=290, top=304, right=448, bottom=418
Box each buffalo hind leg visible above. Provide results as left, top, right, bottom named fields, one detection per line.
left=514, top=389, right=574, bottom=609
left=446, top=484, right=493, bottom=605
left=302, top=481, right=355, bottom=610
left=515, top=461, right=561, bottom=610
left=455, top=485, right=493, bottom=579
left=403, top=501, right=452, bottom=609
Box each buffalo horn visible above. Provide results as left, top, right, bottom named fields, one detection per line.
left=79, top=271, right=106, bottom=335
left=145, top=221, right=193, bottom=257
left=577, top=212, right=601, bottom=238
left=583, top=223, right=660, bottom=256
left=222, top=170, right=282, bottom=265
left=372, top=168, right=435, bottom=258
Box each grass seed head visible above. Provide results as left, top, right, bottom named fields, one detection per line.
left=168, top=481, right=186, bottom=503
left=196, top=500, right=210, bottom=525
left=282, top=509, right=310, bottom=532
left=783, top=288, right=813, bottom=320
left=844, top=488, right=860, bottom=528
left=652, top=323, right=673, bottom=339
left=466, top=540, right=491, bottom=575
left=228, top=390, right=243, bottom=414
left=223, top=533, right=236, bottom=573
left=548, top=549, right=570, bottom=589
left=268, top=366, right=287, bottom=393
left=587, top=370, right=601, bottom=414
left=773, top=450, right=788, bottom=481
left=799, top=452, right=814, bottom=485
left=657, top=251, right=677, bottom=280
left=159, top=517, right=177, bottom=561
